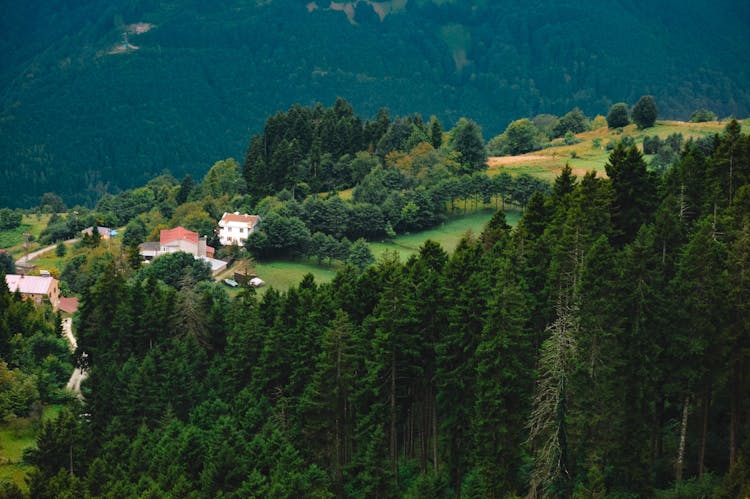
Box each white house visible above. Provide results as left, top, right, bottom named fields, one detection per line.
left=218, top=212, right=259, bottom=246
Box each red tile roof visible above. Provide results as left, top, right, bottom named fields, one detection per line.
left=160, top=226, right=199, bottom=245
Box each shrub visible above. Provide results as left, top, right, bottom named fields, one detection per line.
left=0, top=208, right=22, bottom=230
left=55, top=242, right=67, bottom=257
left=689, top=108, right=717, bottom=123
left=591, top=115, right=607, bottom=130
left=553, top=108, right=589, bottom=137
left=564, top=131, right=580, bottom=145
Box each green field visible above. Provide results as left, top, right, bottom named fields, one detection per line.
left=0, top=405, right=63, bottom=492
left=0, top=214, right=53, bottom=254
left=247, top=208, right=520, bottom=291
left=252, top=260, right=340, bottom=292
left=370, top=208, right=520, bottom=260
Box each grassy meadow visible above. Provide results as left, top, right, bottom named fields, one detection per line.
left=244, top=207, right=521, bottom=291
left=0, top=405, right=63, bottom=493
left=369, top=207, right=521, bottom=260
left=0, top=214, right=53, bottom=256
left=488, top=118, right=750, bottom=180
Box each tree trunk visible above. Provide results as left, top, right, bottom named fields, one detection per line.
left=675, top=395, right=689, bottom=483
left=335, top=342, right=344, bottom=497
left=432, top=390, right=439, bottom=472
left=729, top=155, right=734, bottom=206
left=655, top=396, right=665, bottom=460
left=697, top=387, right=710, bottom=477
left=391, top=350, right=398, bottom=486
left=729, top=384, right=737, bottom=468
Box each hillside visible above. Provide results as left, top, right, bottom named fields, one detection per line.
left=488, top=119, right=750, bottom=180
left=1, top=0, right=749, bottom=207
left=10, top=119, right=750, bottom=497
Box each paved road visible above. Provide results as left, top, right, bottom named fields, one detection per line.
left=15, top=238, right=79, bottom=266
left=61, top=317, right=87, bottom=397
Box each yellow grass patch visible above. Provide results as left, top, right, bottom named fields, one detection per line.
left=486, top=119, right=747, bottom=181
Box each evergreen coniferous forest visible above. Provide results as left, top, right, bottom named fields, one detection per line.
left=2, top=0, right=750, bottom=207
left=15, top=121, right=750, bottom=497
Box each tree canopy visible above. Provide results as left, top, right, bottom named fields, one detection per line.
left=606, top=102, right=630, bottom=128
left=632, top=95, right=659, bottom=129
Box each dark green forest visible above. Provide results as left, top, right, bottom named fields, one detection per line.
left=2, top=0, right=749, bottom=207
left=11, top=121, right=750, bottom=497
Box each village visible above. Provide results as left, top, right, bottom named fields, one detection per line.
left=4, top=211, right=263, bottom=313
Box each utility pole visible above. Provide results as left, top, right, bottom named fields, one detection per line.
left=22, top=232, right=31, bottom=272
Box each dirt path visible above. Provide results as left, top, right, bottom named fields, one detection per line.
left=61, top=317, right=87, bottom=397
left=487, top=154, right=552, bottom=166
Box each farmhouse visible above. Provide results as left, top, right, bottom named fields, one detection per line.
left=138, top=226, right=226, bottom=274
left=218, top=212, right=259, bottom=246
left=139, top=226, right=215, bottom=260
left=5, top=274, right=61, bottom=311
left=81, top=226, right=116, bottom=240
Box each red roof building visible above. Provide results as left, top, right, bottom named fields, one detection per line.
left=160, top=226, right=200, bottom=246
left=139, top=226, right=217, bottom=262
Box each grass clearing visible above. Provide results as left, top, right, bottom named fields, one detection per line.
left=246, top=208, right=520, bottom=291
left=0, top=214, right=53, bottom=255
left=253, top=259, right=339, bottom=292
left=370, top=208, right=520, bottom=260
left=0, top=405, right=63, bottom=492
left=488, top=119, right=747, bottom=180
left=26, top=239, right=122, bottom=277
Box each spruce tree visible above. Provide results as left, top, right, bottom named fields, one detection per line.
left=436, top=235, right=487, bottom=493
left=605, top=143, right=658, bottom=246
left=470, top=258, right=532, bottom=495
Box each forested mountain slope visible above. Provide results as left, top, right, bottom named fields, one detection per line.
left=1, top=0, right=749, bottom=207
left=18, top=122, right=750, bottom=498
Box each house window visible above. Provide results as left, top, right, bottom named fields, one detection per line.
left=239, top=227, right=244, bottom=233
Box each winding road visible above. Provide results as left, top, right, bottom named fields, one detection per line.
left=15, top=238, right=79, bottom=267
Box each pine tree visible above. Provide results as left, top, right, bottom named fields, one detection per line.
left=727, top=221, right=750, bottom=468
left=671, top=218, right=730, bottom=478
left=528, top=297, right=578, bottom=498
left=568, top=236, right=624, bottom=489
left=613, top=225, right=665, bottom=493
left=470, top=258, right=532, bottom=496
left=298, top=310, right=358, bottom=496
left=405, top=240, right=449, bottom=473
left=605, top=143, right=658, bottom=246
left=436, top=235, right=487, bottom=493
left=362, top=252, right=418, bottom=485
left=430, top=118, right=443, bottom=149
